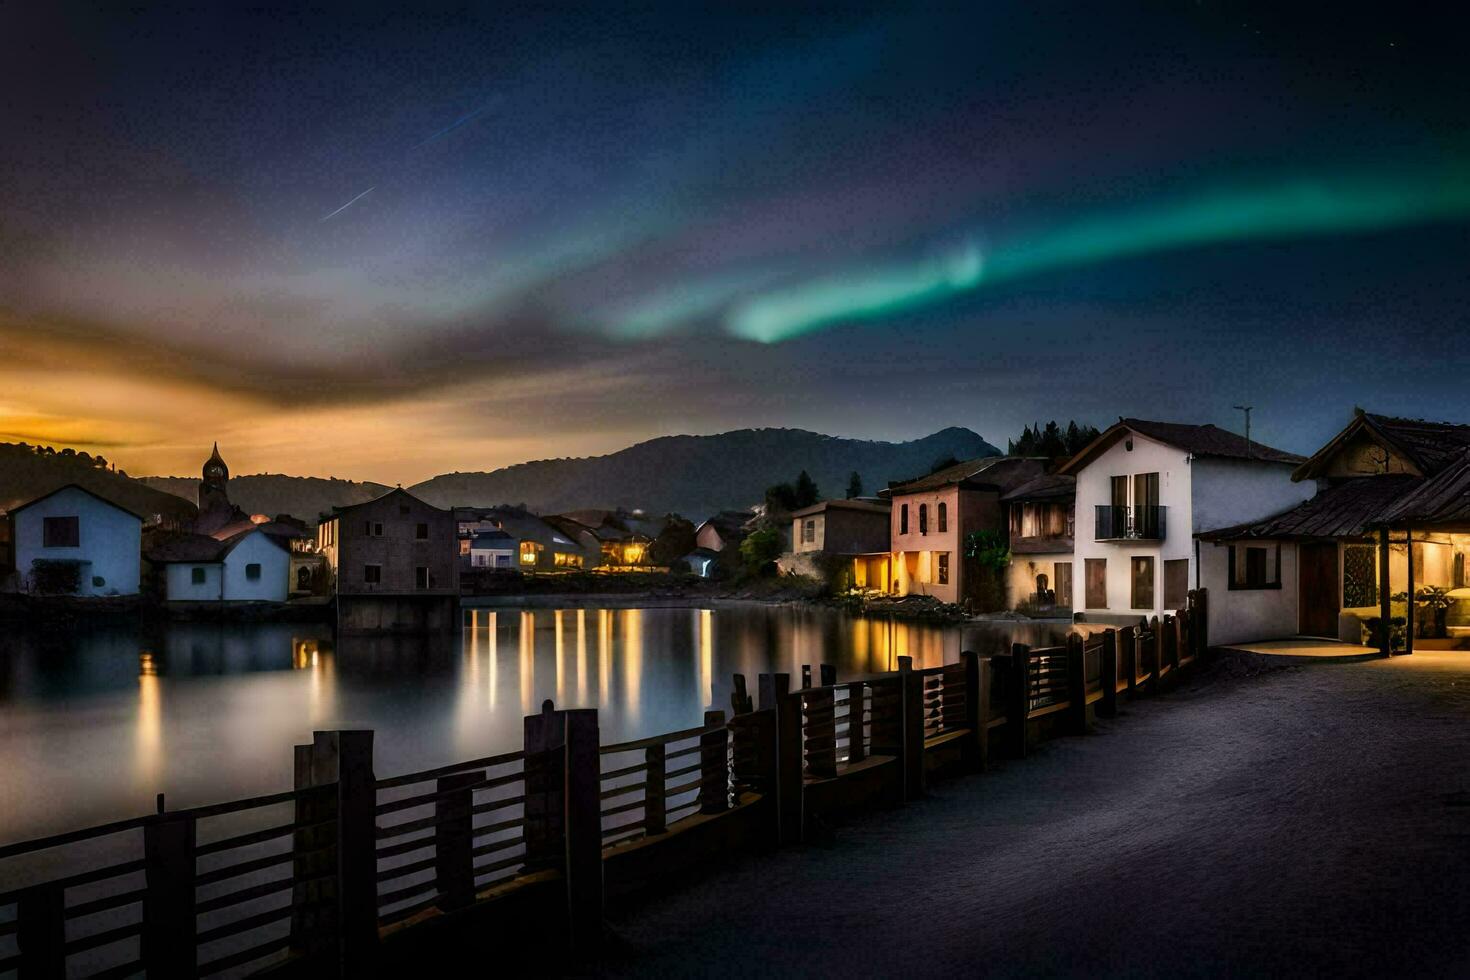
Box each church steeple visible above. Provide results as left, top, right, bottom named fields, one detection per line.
left=199, top=442, right=230, bottom=512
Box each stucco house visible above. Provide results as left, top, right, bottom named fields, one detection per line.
left=9, top=484, right=143, bottom=596
left=880, top=457, right=1046, bottom=605
left=1055, top=418, right=1312, bottom=627
left=1196, top=412, right=1470, bottom=650
left=781, top=498, right=891, bottom=589
left=1001, top=473, right=1076, bottom=613
left=148, top=526, right=292, bottom=603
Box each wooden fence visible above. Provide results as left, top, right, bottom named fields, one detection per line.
left=0, top=590, right=1209, bottom=977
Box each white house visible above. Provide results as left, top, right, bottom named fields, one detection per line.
left=469, top=529, right=518, bottom=569
left=1056, top=419, right=1314, bottom=625
left=153, top=527, right=291, bottom=602
left=10, top=484, right=143, bottom=596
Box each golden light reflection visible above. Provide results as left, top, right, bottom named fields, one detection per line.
left=136, top=652, right=162, bottom=789
left=519, top=611, right=535, bottom=714
left=622, top=609, right=643, bottom=724
left=576, top=609, right=588, bottom=704
left=598, top=609, right=611, bottom=707
left=699, top=609, right=713, bottom=710
left=487, top=612, right=498, bottom=708
left=554, top=610, right=565, bottom=703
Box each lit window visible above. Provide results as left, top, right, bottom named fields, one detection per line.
left=937, top=552, right=950, bottom=585
left=520, top=542, right=538, bottom=565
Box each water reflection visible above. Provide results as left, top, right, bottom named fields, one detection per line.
left=0, top=604, right=1069, bottom=842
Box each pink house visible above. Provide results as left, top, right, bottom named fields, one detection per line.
left=882, top=457, right=1046, bottom=605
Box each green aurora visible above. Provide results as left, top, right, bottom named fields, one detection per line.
left=725, top=170, right=1470, bottom=343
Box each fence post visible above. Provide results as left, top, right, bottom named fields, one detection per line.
left=563, top=708, right=602, bottom=953
left=897, top=656, right=924, bottom=801
left=699, top=709, right=730, bottom=813
left=1009, top=643, right=1030, bottom=758
left=1066, top=633, right=1087, bottom=735
left=730, top=673, right=753, bottom=715
left=292, top=743, right=336, bottom=955
left=1100, top=629, right=1119, bottom=719
left=960, top=650, right=982, bottom=770
left=16, top=883, right=65, bottom=980
left=644, top=743, right=667, bottom=835
left=775, top=691, right=804, bottom=843
left=312, top=729, right=377, bottom=977
left=1148, top=618, right=1162, bottom=693
left=1161, top=615, right=1177, bottom=690
left=975, top=656, right=994, bottom=771
left=819, top=663, right=837, bottom=686
left=435, top=771, right=480, bottom=911
left=1196, top=588, right=1210, bottom=655
left=845, top=681, right=867, bottom=765
left=522, top=700, right=566, bottom=875
left=142, top=809, right=196, bottom=976
left=801, top=664, right=812, bottom=689
left=1122, top=627, right=1138, bottom=696
left=757, top=672, right=790, bottom=712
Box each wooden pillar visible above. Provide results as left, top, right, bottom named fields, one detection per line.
left=698, top=709, right=730, bottom=813
left=314, top=729, right=377, bottom=977
left=819, top=663, right=837, bottom=686
left=960, top=651, right=982, bottom=769
left=1405, top=525, right=1415, bottom=656
left=1100, top=630, right=1119, bottom=718
left=1065, top=634, right=1087, bottom=734
left=643, top=743, right=667, bottom=835
left=1123, top=627, right=1138, bottom=695
left=757, top=672, right=790, bottom=712
left=292, top=743, right=336, bottom=954
left=774, top=692, right=804, bottom=843
left=975, top=655, right=995, bottom=771
left=16, top=884, right=65, bottom=980
left=522, top=701, right=567, bottom=874
left=1161, top=614, right=1178, bottom=690
left=562, top=708, right=603, bottom=953
left=1009, top=643, right=1030, bottom=758
left=1148, top=617, right=1162, bottom=692
left=845, top=681, right=867, bottom=765
left=142, top=811, right=197, bottom=976
left=1196, top=587, right=1210, bottom=655
left=1379, top=526, right=1392, bottom=656
left=434, top=771, right=480, bottom=911
left=897, top=656, right=925, bottom=800
left=730, top=673, right=753, bottom=715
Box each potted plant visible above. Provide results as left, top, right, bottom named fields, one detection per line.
left=1414, top=585, right=1455, bottom=638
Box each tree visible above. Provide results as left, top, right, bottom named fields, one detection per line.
left=1037, top=421, right=1065, bottom=459
left=793, top=470, right=819, bottom=509
left=647, top=516, right=696, bottom=565
left=740, top=528, right=783, bottom=575
left=764, top=481, right=798, bottom=516
left=845, top=471, right=863, bottom=499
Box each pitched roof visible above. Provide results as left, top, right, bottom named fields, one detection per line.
left=1376, top=449, right=1470, bottom=527
left=330, top=486, right=446, bottom=516
left=470, top=529, right=515, bottom=545
left=698, top=510, right=754, bottom=536
left=6, top=483, right=147, bottom=521
left=145, top=525, right=287, bottom=563
left=885, top=456, right=1045, bottom=495
left=1001, top=473, right=1076, bottom=503
left=789, top=498, right=891, bottom=519
left=1057, top=419, right=1303, bottom=475
left=1196, top=476, right=1418, bottom=541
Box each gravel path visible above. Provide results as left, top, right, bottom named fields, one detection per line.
left=595, top=654, right=1470, bottom=978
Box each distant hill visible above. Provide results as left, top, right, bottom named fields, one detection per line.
left=139, top=474, right=392, bottom=522
left=0, top=443, right=197, bottom=524
left=408, top=427, right=1001, bottom=518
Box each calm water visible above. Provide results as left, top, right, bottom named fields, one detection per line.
left=0, top=602, right=1069, bottom=842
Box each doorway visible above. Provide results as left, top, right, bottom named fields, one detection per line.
left=1299, top=542, right=1340, bottom=638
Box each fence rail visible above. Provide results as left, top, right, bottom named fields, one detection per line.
left=0, top=589, right=1210, bottom=976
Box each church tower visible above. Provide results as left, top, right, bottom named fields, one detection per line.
left=199, top=442, right=231, bottom=512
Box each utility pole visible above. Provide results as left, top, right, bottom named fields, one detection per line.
left=1234, top=405, right=1253, bottom=458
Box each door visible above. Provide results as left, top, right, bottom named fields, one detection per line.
left=1299, top=542, right=1339, bottom=638
left=1055, top=561, right=1073, bottom=609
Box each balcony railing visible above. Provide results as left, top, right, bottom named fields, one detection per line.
left=1094, top=505, right=1166, bottom=541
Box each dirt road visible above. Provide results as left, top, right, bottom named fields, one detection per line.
left=598, top=654, right=1470, bottom=977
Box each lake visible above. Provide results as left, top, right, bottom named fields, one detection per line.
left=0, top=602, right=1071, bottom=843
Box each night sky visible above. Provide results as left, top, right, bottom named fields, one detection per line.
left=3, top=3, right=1467, bottom=483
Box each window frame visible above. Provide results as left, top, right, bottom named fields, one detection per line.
left=364, top=564, right=382, bottom=584
left=1084, top=558, right=1107, bottom=609
left=938, top=502, right=947, bottom=533
left=245, top=562, right=262, bottom=581
left=415, top=522, right=429, bottom=540
left=415, top=566, right=429, bottom=589
left=899, top=504, right=909, bottom=535
left=937, top=552, right=950, bottom=585
left=1130, top=555, right=1155, bottom=610
left=1227, top=542, right=1282, bottom=591
left=918, top=503, right=928, bottom=535
left=191, top=566, right=207, bottom=585
left=42, top=515, right=80, bottom=548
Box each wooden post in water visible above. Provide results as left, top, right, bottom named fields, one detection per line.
left=845, top=681, right=867, bottom=765
left=644, top=743, right=667, bottom=835
left=142, top=809, right=196, bottom=976
left=313, top=729, right=377, bottom=977
left=16, top=883, right=65, bottom=980
left=774, top=691, right=804, bottom=843
left=730, top=674, right=753, bottom=715
left=563, top=708, right=603, bottom=953
left=897, top=656, right=925, bottom=801
left=1065, top=634, right=1087, bottom=735
left=435, top=771, right=480, bottom=911
left=960, top=651, right=982, bottom=770
left=819, top=663, right=837, bottom=687
left=1009, top=643, right=1030, bottom=758
left=1100, top=629, right=1119, bottom=719
left=757, top=672, right=790, bottom=712
left=699, top=709, right=730, bottom=814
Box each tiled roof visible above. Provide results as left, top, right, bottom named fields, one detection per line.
left=1377, top=449, right=1470, bottom=526
left=1001, top=473, right=1075, bottom=502
left=1361, top=414, right=1470, bottom=475
left=1119, top=419, right=1304, bottom=465
left=887, top=456, right=1044, bottom=495
left=789, top=498, right=891, bottom=518
left=1196, top=476, right=1419, bottom=541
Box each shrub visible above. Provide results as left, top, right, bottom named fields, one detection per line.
left=31, top=559, right=83, bottom=595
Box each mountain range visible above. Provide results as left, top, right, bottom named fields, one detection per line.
left=116, top=426, right=1000, bottom=521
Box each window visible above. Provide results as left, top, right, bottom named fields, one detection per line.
left=1055, top=561, right=1073, bottom=608
left=364, top=565, right=381, bottom=584
left=938, top=502, right=947, bottom=533
left=415, top=566, right=429, bottom=589
left=191, top=566, right=207, bottom=585
left=1131, top=556, right=1155, bottom=610
left=802, top=519, right=816, bottom=544
left=363, top=521, right=384, bottom=537
left=519, top=542, right=538, bottom=565
left=1085, top=559, right=1107, bottom=609
left=374, top=522, right=384, bottom=537
left=1164, top=559, right=1189, bottom=608
left=1343, top=544, right=1377, bottom=607
left=900, top=504, right=909, bottom=535
left=1228, top=543, right=1280, bottom=590
left=416, top=523, right=429, bottom=540
left=919, top=504, right=928, bottom=535
left=245, top=563, right=261, bottom=581
left=472, top=554, right=487, bottom=567
left=937, top=552, right=950, bottom=585
left=554, top=552, right=583, bottom=568
left=42, top=516, right=79, bottom=548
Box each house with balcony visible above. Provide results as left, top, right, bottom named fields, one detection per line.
left=1001, top=473, right=1075, bottom=613
left=1056, top=419, right=1312, bottom=625
left=881, top=457, right=1046, bottom=605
